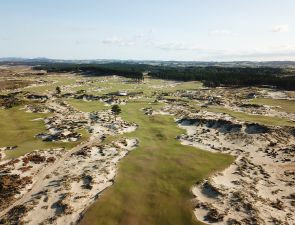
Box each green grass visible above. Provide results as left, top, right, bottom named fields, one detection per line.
left=24, top=84, right=56, bottom=94
left=24, top=75, right=79, bottom=94
left=66, top=99, right=108, bottom=112
left=74, top=77, right=202, bottom=97
left=79, top=101, right=233, bottom=225
left=6, top=75, right=283, bottom=224
left=251, top=98, right=295, bottom=114
left=205, top=106, right=295, bottom=127
left=167, top=81, right=203, bottom=92
left=0, top=106, right=89, bottom=159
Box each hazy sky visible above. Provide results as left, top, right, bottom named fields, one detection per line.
left=1, top=0, right=295, bottom=61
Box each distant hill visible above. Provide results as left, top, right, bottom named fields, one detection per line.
left=1, top=57, right=295, bottom=68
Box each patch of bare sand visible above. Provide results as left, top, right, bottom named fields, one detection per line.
left=0, top=139, right=138, bottom=225
left=176, top=111, right=295, bottom=225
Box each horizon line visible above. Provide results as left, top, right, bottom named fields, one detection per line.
left=1, top=57, right=295, bottom=63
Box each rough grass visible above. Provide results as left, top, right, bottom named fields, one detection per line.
left=79, top=101, right=233, bottom=225
left=206, top=106, right=295, bottom=127
left=0, top=106, right=89, bottom=159
left=24, top=75, right=79, bottom=94
left=251, top=98, right=295, bottom=114
left=0, top=79, right=31, bottom=91
left=73, top=77, right=202, bottom=96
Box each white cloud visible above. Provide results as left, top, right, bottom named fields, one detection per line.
left=102, top=30, right=156, bottom=47
left=0, top=37, right=9, bottom=41
left=101, top=32, right=295, bottom=60
left=154, top=42, right=295, bottom=60
left=155, top=42, right=202, bottom=51
left=135, top=29, right=155, bottom=39
left=209, top=29, right=233, bottom=35
left=270, top=25, right=289, bottom=33
left=102, top=37, right=134, bottom=46
left=216, top=44, right=295, bottom=60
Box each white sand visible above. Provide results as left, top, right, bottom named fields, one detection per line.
left=178, top=114, right=295, bottom=225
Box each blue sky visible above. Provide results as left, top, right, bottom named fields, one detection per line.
left=1, top=0, right=295, bottom=61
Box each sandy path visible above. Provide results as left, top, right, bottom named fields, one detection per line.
left=0, top=136, right=99, bottom=218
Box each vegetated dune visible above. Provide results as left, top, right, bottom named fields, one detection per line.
left=175, top=111, right=295, bottom=224
left=1, top=66, right=295, bottom=225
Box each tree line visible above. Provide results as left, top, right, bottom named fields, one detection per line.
left=149, top=66, right=295, bottom=90
left=34, top=63, right=295, bottom=90
left=34, top=63, right=144, bottom=81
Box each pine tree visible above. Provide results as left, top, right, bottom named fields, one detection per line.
left=111, top=104, right=121, bottom=120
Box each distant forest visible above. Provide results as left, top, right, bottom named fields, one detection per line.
left=34, top=63, right=295, bottom=90
left=34, top=63, right=144, bottom=81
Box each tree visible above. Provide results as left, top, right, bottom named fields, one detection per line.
left=111, top=104, right=121, bottom=120
left=55, top=86, right=61, bottom=95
